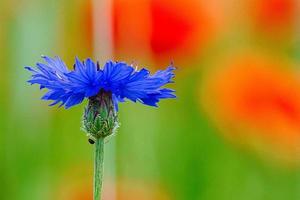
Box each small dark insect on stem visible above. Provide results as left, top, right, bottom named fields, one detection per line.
left=89, top=138, right=95, bottom=144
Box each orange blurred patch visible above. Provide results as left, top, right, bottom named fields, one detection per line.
left=112, top=0, right=218, bottom=65
left=55, top=166, right=171, bottom=200
left=81, top=0, right=94, bottom=51
left=56, top=165, right=93, bottom=200
left=201, top=53, right=300, bottom=164
left=107, top=181, right=171, bottom=200
left=249, top=0, right=297, bottom=36
left=57, top=180, right=171, bottom=200
left=57, top=0, right=94, bottom=57
left=113, top=0, right=151, bottom=57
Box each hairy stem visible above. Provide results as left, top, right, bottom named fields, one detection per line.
left=94, top=137, right=104, bottom=200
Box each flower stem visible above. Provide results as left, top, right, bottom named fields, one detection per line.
left=94, top=137, right=104, bottom=200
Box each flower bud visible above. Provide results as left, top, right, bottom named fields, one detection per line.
left=82, top=91, right=119, bottom=144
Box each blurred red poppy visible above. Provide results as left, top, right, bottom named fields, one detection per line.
left=248, top=0, right=297, bottom=36
left=201, top=53, right=300, bottom=164
left=112, top=0, right=217, bottom=65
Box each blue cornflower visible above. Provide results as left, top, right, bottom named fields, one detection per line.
left=25, top=56, right=176, bottom=109
left=25, top=56, right=176, bottom=199
left=26, top=55, right=176, bottom=142
left=26, top=56, right=175, bottom=141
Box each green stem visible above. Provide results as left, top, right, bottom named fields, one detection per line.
left=94, top=137, right=104, bottom=200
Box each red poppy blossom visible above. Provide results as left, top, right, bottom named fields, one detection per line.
left=201, top=54, right=300, bottom=164
left=249, top=0, right=296, bottom=36
left=112, top=0, right=217, bottom=65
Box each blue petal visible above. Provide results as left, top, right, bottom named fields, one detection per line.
left=25, top=56, right=176, bottom=110
left=65, top=93, right=85, bottom=109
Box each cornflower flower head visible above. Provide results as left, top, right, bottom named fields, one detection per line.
left=25, top=56, right=175, bottom=140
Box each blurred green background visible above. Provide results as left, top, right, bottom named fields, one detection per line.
left=2, top=0, right=300, bottom=199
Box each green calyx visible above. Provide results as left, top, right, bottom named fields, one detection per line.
left=82, top=91, right=119, bottom=144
